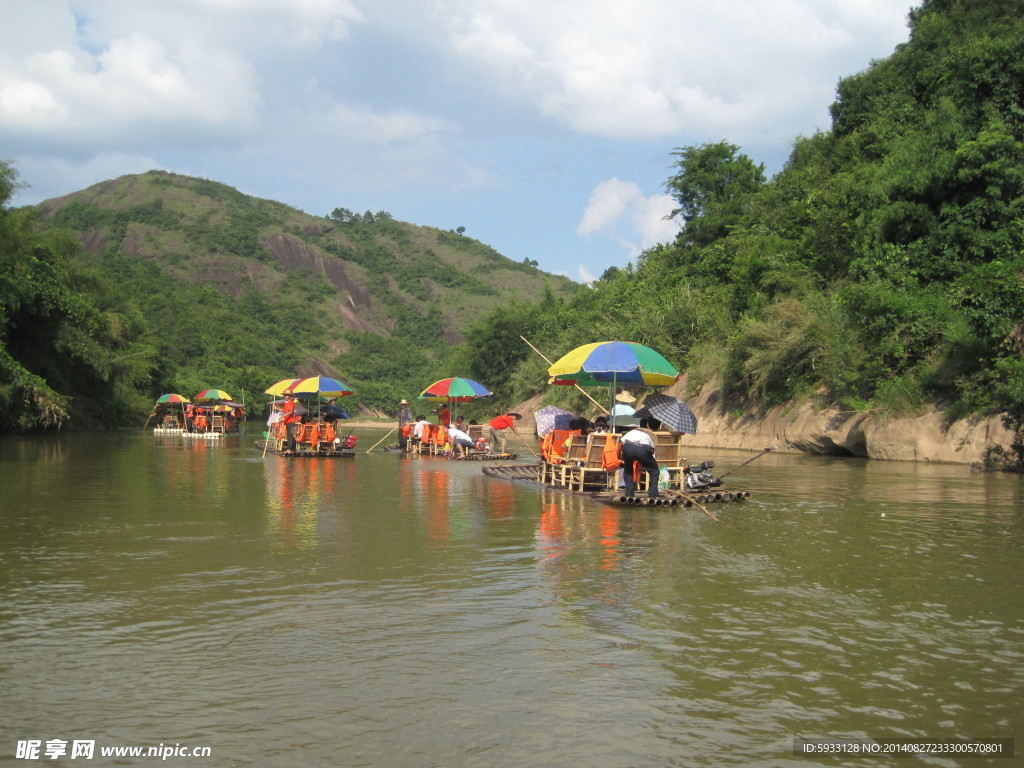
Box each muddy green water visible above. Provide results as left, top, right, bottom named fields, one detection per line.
left=1, top=430, right=1022, bottom=767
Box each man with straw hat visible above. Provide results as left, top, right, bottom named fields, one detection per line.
left=397, top=398, right=413, bottom=452
left=609, top=390, right=640, bottom=432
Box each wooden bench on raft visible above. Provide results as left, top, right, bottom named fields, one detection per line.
left=565, top=436, right=618, bottom=493
left=539, top=429, right=581, bottom=485
left=616, top=431, right=688, bottom=493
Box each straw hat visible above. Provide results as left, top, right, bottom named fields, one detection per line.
left=399, top=399, right=408, bottom=404
left=615, top=390, right=636, bottom=404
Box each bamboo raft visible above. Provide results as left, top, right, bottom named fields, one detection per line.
left=381, top=443, right=518, bottom=460
left=481, top=462, right=752, bottom=507
left=254, top=440, right=355, bottom=458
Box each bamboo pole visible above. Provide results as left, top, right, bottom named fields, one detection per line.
left=514, top=428, right=538, bottom=458
left=520, top=335, right=606, bottom=411
left=688, top=495, right=724, bottom=524
left=718, top=447, right=773, bottom=481
left=366, top=426, right=397, bottom=453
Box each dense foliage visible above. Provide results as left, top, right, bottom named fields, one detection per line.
left=0, top=161, right=154, bottom=430
left=460, top=0, right=1024, bottom=468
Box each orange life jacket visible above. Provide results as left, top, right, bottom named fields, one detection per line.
left=602, top=433, right=622, bottom=471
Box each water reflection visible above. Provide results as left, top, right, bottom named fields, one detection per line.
left=263, top=455, right=357, bottom=550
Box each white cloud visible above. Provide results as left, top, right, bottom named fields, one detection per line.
left=0, top=0, right=913, bottom=278
left=577, top=264, right=597, bottom=285
left=0, top=28, right=260, bottom=153
left=577, top=178, right=680, bottom=254
left=441, top=0, right=910, bottom=143
left=578, top=178, right=642, bottom=237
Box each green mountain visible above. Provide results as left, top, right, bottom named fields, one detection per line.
left=1, top=168, right=575, bottom=429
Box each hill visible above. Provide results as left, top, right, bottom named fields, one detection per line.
left=21, top=170, right=576, bottom=420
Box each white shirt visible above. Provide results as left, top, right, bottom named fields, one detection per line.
left=620, top=428, right=654, bottom=448
left=413, top=419, right=429, bottom=439
left=448, top=427, right=472, bottom=444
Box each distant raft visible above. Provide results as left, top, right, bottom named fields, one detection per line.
left=254, top=439, right=355, bottom=458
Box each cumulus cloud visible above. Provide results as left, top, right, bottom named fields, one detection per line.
left=578, top=264, right=597, bottom=285
left=578, top=178, right=679, bottom=249
left=0, top=0, right=912, bottom=278
left=0, top=28, right=260, bottom=154
left=442, top=0, right=910, bottom=142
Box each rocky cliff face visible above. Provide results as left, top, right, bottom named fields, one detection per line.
left=670, top=377, right=1012, bottom=464
left=517, top=376, right=1013, bottom=465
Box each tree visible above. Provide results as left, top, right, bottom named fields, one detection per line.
left=0, top=162, right=155, bottom=431
left=666, top=142, right=766, bottom=247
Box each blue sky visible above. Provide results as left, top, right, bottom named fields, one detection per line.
left=1, top=0, right=913, bottom=283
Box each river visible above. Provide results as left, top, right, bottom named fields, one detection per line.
left=2, top=430, right=1022, bottom=767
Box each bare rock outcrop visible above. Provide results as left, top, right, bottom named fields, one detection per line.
left=515, top=377, right=1013, bottom=465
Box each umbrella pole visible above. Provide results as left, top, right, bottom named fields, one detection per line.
left=520, top=335, right=606, bottom=411
left=609, top=373, right=616, bottom=431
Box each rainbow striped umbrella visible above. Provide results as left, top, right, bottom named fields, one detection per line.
left=264, top=378, right=302, bottom=396
left=418, top=377, right=492, bottom=403
left=155, top=393, right=190, bottom=404
left=547, top=341, right=678, bottom=387
left=289, top=376, right=353, bottom=397
left=194, top=388, right=233, bottom=402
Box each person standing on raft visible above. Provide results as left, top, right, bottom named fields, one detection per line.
left=487, top=412, right=522, bottom=455
left=397, top=399, right=413, bottom=452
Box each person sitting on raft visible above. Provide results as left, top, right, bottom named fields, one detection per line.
left=447, top=425, right=474, bottom=458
